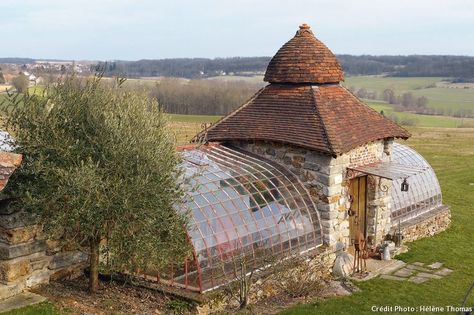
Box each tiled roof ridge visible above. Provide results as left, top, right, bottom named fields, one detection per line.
left=309, top=85, right=336, bottom=155
left=193, top=87, right=266, bottom=143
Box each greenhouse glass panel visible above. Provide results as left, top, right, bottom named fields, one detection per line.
left=147, top=144, right=323, bottom=292
left=391, top=143, right=443, bottom=223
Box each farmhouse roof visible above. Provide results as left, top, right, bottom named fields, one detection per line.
left=198, top=24, right=410, bottom=155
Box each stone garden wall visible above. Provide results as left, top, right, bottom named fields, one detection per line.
left=200, top=246, right=336, bottom=314
left=391, top=206, right=451, bottom=243
left=0, top=152, right=88, bottom=300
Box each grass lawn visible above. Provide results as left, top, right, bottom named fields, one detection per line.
left=3, top=302, right=60, bottom=315
left=282, top=127, right=474, bottom=315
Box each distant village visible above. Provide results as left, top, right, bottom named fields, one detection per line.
left=0, top=60, right=91, bottom=89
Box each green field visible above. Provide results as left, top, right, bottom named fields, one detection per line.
left=282, top=127, right=474, bottom=315
left=345, top=76, right=474, bottom=112
left=168, top=113, right=221, bottom=123
left=366, top=100, right=474, bottom=128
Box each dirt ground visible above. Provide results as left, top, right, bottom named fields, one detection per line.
left=32, top=276, right=357, bottom=315
left=34, top=276, right=196, bottom=315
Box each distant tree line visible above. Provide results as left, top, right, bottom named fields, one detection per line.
left=338, top=55, right=474, bottom=80
left=139, top=78, right=262, bottom=115
left=93, top=55, right=474, bottom=80
left=95, top=57, right=270, bottom=79
left=0, top=58, right=35, bottom=64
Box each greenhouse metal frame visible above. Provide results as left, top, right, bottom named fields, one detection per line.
left=144, top=145, right=324, bottom=292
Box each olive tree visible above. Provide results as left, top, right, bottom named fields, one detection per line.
left=3, top=75, right=190, bottom=293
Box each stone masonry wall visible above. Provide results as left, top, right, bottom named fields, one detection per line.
left=0, top=210, right=88, bottom=300
left=201, top=246, right=335, bottom=314
left=231, top=139, right=393, bottom=251
left=391, top=206, right=451, bottom=243
left=0, top=152, right=88, bottom=300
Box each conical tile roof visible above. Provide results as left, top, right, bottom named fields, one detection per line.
left=264, top=24, right=344, bottom=84
left=197, top=24, right=410, bottom=155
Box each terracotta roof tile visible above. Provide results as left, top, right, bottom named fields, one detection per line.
left=264, top=24, right=344, bottom=84
left=200, top=84, right=409, bottom=155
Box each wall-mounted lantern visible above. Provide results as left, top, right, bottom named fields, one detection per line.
left=401, top=178, right=409, bottom=192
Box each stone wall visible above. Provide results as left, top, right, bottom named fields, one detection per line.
left=0, top=151, right=88, bottom=300
left=201, top=246, right=335, bottom=314
left=231, top=139, right=392, bottom=250
left=391, top=206, right=451, bottom=243
left=0, top=210, right=88, bottom=300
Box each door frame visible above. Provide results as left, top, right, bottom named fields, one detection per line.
left=348, top=175, right=368, bottom=252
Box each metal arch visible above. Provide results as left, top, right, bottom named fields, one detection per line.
left=219, top=146, right=323, bottom=249
left=391, top=143, right=443, bottom=223
left=205, top=148, right=295, bottom=254
left=208, top=147, right=304, bottom=253
left=175, top=144, right=324, bottom=292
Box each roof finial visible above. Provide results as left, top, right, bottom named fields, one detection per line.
left=299, top=23, right=311, bottom=30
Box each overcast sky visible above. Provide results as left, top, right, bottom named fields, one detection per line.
left=1, top=0, right=473, bottom=60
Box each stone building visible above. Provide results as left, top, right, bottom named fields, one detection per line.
left=159, top=24, right=451, bottom=293
left=0, top=24, right=451, bottom=299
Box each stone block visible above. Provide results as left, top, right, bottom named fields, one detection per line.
left=0, top=225, right=42, bottom=245
left=332, top=252, right=354, bottom=278
left=434, top=268, right=453, bottom=276
left=428, top=262, right=443, bottom=269
left=305, top=152, right=331, bottom=166
left=326, top=194, right=341, bottom=204
left=330, top=174, right=343, bottom=186
left=322, top=185, right=341, bottom=197
left=393, top=268, right=414, bottom=278
left=339, top=220, right=349, bottom=230
left=30, top=256, right=51, bottom=271
left=0, top=240, right=46, bottom=260
left=323, top=234, right=337, bottom=246
left=265, top=148, right=276, bottom=156
left=405, top=264, right=431, bottom=272
left=0, top=258, right=30, bottom=283
left=49, top=251, right=88, bottom=270
left=319, top=210, right=338, bottom=220
left=303, top=162, right=321, bottom=172
left=417, top=272, right=442, bottom=280
left=0, top=211, right=38, bottom=230
left=313, top=172, right=330, bottom=186
left=320, top=220, right=333, bottom=229
left=0, top=281, right=25, bottom=300
left=26, top=270, right=51, bottom=288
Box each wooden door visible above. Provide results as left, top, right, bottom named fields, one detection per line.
left=348, top=176, right=367, bottom=253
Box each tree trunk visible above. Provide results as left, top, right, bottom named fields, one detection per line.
left=89, top=236, right=100, bottom=293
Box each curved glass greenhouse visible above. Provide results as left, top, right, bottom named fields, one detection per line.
left=149, top=145, right=323, bottom=292
left=391, top=143, right=442, bottom=223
